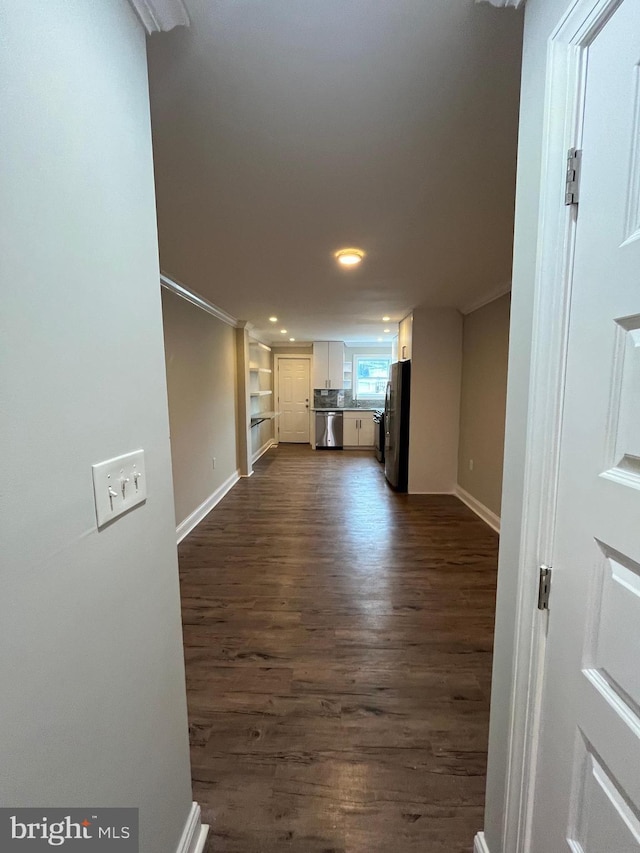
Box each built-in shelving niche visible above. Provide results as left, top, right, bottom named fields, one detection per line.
left=249, top=340, right=275, bottom=459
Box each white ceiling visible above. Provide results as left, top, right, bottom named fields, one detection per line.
left=147, top=0, right=523, bottom=344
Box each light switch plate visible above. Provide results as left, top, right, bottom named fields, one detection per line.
left=92, top=450, right=146, bottom=528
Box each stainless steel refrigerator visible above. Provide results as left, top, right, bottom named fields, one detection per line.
left=384, top=360, right=411, bottom=491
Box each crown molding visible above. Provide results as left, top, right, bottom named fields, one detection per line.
left=127, top=0, right=190, bottom=34
left=475, top=0, right=525, bottom=7
left=460, top=281, right=512, bottom=315
left=160, top=273, right=238, bottom=328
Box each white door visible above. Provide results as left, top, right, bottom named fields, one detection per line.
left=277, top=359, right=310, bottom=443
left=531, top=2, right=640, bottom=850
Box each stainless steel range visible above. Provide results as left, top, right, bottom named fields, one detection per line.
left=373, top=409, right=385, bottom=463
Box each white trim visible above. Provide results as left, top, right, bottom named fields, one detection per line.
left=407, top=490, right=456, bottom=496
left=499, top=3, right=622, bottom=853
left=176, top=470, right=240, bottom=544
left=460, top=282, right=512, bottom=316
left=474, top=831, right=491, bottom=853
left=174, top=803, right=208, bottom=853
left=191, top=826, right=208, bottom=853
left=249, top=338, right=272, bottom=352
left=273, top=354, right=313, bottom=446
left=455, top=486, right=501, bottom=533
left=127, top=0, right=189, bottom=33
left=252, top=437, right=277, bottom=464
left=161, top=273, right=238, bottom=328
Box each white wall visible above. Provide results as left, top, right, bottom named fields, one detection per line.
left=0, top=3, right=193, bottom=851
left=162, top=289, right=239, bottom=526
left=483, top=0, right=571, bottom=850
left=408, top=307, right=463, bottom=494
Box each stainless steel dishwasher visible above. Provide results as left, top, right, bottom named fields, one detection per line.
left=315, top=410, right=343, bottom=449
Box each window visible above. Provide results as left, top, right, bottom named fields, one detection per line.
left=354, top=356, right=391, bottom=399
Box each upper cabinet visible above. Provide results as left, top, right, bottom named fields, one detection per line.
left=398, top=313, right=413, bottom=361
left=313, top=341, right=344, bottom=389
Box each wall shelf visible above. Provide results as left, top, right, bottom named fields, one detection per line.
left=250, top=411, right=278, bottom=427
left=248, top=339, right=275, bottom=449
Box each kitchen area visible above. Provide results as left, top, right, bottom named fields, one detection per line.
left=309, top=331, right=411, bottom=492
left=243, top=312, right=416, bottom=492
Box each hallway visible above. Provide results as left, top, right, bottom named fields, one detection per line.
left=178, top=445, right=498, bottom=853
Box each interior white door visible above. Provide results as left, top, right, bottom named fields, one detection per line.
left=531, top=3, right=640, bottom=850
left=277, top=358, right=310, bottom=443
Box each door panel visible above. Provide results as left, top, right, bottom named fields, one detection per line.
left=571, top=741, right=640, bottom=853
left=312, top=341, right=328, bottom=389
left=591, top=544, right=640, bottom=709
left=343, top=414, right=358, bottom=446
left=278, top=359, right=310, bottom=443
left=328, top=342, right=344, bottom=389
left=531, top=2, right=640, bottom=850
left=358, top=414, right=375, bottom=446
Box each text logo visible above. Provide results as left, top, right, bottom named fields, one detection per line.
left=0, top=809, right=138, bottom=850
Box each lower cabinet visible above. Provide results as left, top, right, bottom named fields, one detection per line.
left=343, top=412, right=375, bottom=448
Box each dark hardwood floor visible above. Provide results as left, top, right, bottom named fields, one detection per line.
left=178, top=445, right=498, bottom=853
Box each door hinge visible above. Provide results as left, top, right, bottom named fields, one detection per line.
left=565, top=148, right=582, bottom=205
left=538, top=565, right=552, bottom=610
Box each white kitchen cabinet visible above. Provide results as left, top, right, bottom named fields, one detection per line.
left=343, top=411, right=375, bottom=448
left=313, top=341, right=344, bottom=389
left=343, top=414, right=359, bottom=446
left=398, top=313, right=413, bottom=361
left=358, top=412, right=375, bottom=446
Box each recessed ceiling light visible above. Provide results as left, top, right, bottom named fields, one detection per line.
left=377, top=337, right=383, bottom=342
left=382, top=316, right=390, bottom=322
left=280, top=329, right=287, bottom=334
left=384, top=329, right=390, bottom=333
left=289, top=337, right=295, bottom=342
left=334, top=247, right=365, bottom=267
left=269, top=316, right=278, bottom=322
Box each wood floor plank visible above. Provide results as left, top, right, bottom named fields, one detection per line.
left=177, top=445, right=498, bottom=852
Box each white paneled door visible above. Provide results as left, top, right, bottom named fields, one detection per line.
left=277, top=358, right=310, bottom=443
left=531, top=2, right=640, bottom=850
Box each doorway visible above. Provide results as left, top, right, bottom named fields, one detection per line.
left=493, top=1, right=640, bottom=850
left=275, top=356, right=311, bottom=444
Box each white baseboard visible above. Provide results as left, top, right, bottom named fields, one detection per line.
left=455, top=485, right=501, bottom=533
left=252, top=437, right=276, bottom=464
left=474, top=831, right=490, bottom=853
left=407, top=490, right=456, bottom=495
left=175, top=802, right=209, bottom=853
left=176, top=469, right=240, bottom=543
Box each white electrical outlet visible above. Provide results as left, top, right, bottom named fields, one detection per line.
left=92, top=450, right=146, bottom=528
left=469, top=459, right=474, bottom=471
